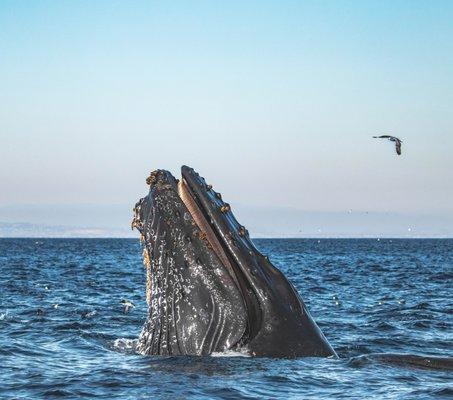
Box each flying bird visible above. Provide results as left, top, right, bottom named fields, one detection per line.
left=373, top=135, right=403, bottom=155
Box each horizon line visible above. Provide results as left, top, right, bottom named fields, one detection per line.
left=1, top=236, right=452, bottom=240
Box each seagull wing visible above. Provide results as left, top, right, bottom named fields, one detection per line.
left=395, top=139, right=402, bottom=155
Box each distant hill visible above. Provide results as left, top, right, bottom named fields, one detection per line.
left=0, top=204, right=452, bottom=238
left=0, top=204, right=135, bottom=238
left=0, top=222, right=135, bottom=238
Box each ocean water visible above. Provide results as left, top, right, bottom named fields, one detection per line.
left=0, top=238, right=451, bottom=399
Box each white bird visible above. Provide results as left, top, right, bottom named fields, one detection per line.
left=121, top=299, right=135, bottom=313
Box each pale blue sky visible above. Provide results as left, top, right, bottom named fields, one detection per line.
left=1, top=1, right=452, bottom=235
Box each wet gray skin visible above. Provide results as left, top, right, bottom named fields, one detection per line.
left=132, top=166, right=337, bottom=358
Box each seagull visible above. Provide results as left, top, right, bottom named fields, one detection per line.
left=121, top=299, right=135, bottom=314
left=373, top=135, right=403, bottom=155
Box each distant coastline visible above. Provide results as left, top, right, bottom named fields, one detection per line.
left=2, top=203, right=452, bottom=239
left=1, top=225, right=451, bottom=240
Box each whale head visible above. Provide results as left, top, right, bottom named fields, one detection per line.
left=132, top=166, right=336, bottom=358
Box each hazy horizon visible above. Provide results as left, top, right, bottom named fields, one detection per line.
left=1, top=1, right=452, bottom=237
left=1, top=202, right=452, bottom=238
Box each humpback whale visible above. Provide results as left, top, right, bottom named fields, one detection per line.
left=132, top=166, right=337, bottom=358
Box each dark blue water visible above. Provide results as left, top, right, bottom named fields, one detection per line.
left=1, top=239, right=452, bottom=399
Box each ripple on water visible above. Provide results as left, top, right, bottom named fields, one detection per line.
left=0, top=238, right=451, bottom=399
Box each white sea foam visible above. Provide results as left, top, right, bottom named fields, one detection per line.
left=112, top=338, right=138, bottom=353
left=211, top=348, right=251, bottom=358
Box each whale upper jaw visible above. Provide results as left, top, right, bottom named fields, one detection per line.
left=132, top=166, right=337, bottom=358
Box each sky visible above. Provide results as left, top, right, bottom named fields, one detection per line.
left=1, top=1, right=452, bottom=236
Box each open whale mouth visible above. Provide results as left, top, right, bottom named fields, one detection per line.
left=177, top=167, right=258, bottom=306
left=176, top=172, right=238, bottom=287
left=177, top=167, right=263, bottom=342
left=180, top=167, right=262, bottom=339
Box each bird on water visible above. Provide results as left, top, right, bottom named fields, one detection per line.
left=121, top=299, right=135, bottom=313
left=373, top=135, right=403, bottom=155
